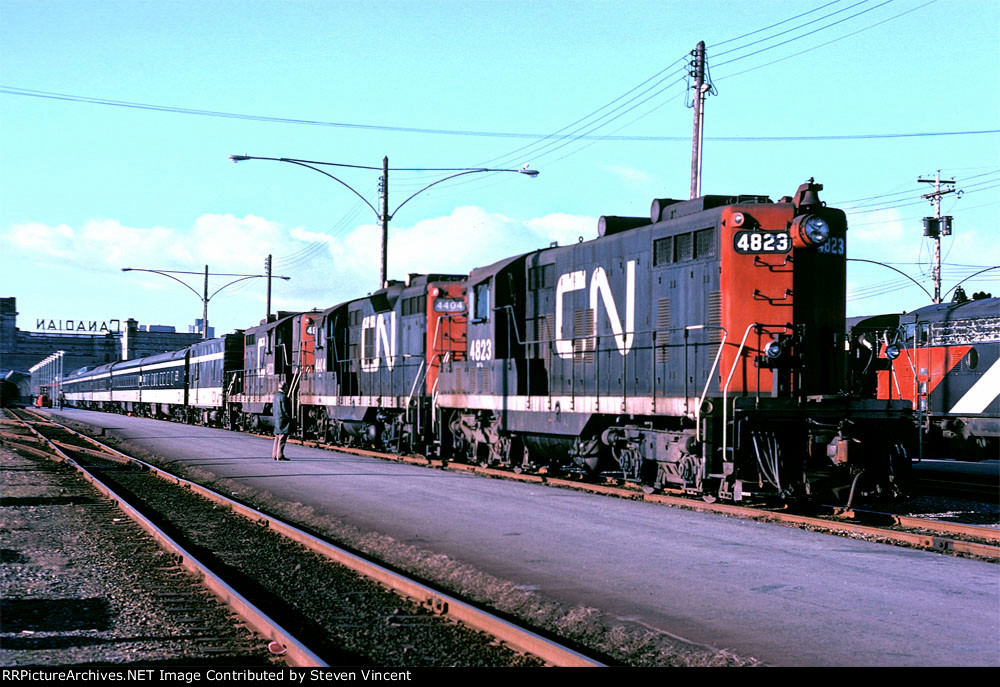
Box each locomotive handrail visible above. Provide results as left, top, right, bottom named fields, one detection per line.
left=695, top=325, right=728, bottom=445
left=430, top=357, right=446, bottom=430
left=289, top=369, right=302, bottom=419
left=404, top=359, right=426, bottom=423
left=722, top=324, right=760, bottom=469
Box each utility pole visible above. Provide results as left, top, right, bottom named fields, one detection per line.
left=918, top=170, right=957, bottom=303
left=379, top=156, right=389, bottom=288
left=689, top=41, right=707, bottom=200
left=202, top=264, right=209, bottom=338
left=265, top=254, right=273, bottom=320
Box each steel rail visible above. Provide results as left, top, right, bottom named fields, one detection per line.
left=4, top=409, right=326, bottom=667
left=32, top=407, right=1000, bottom=560
left=21, top=409, right=604, bottom=667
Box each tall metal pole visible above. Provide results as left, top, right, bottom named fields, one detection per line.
left=380, top=156, right=389, bottom=288
left=265, top=254, right=273, bottom=320
left=202, top=264, right=209, bottom=339
left=689, top=41, right=706, bottom=200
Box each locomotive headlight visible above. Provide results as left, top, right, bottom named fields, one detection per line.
left=802, top=215, right=829, bottom=245
left=765, top=340, right=784, bottom=359
left=792, top=214, right=831, bottom=246
left=884, top=343, right=901, bottom=360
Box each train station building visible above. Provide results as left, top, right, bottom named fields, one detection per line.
left=1, top=296, right=207, bottom=404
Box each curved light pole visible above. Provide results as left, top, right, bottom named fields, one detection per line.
left=122, top=266, right=290, bottom=339
left=229, top=154, right=539, bottom=287
left=849, top=260, right=1000, bottom=304
left=847, top=259, right=934, bottom=302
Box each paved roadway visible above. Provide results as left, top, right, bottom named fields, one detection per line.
left=45, top=408, right=1000, bottom=667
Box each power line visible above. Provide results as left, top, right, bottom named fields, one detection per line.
left=3, top=83, right=992, bottom=145
left=709, top=0, right=847, bottom=48
left=843, top=181, right=1000, bottom=215
left=471, top=56, right=689, bottom=170
left=846, top=198, right=1000, bottom=227
left=712, top=0, right=879, bottom=61
left=835, top=170, right=999, bottom=210
left=714, top=0, right=938, bottom=82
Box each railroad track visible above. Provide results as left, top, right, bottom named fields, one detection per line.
left=22, top=407, right=999, bottom=563
left=0, top=408, right=605, bottom=667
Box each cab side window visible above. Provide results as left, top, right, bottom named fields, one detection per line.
left=473, top=280, right=491, bottom=323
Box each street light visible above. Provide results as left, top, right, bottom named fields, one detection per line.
left=229, top=154, right=539, bottom=287
left=121, top=265, right=290, bottom=338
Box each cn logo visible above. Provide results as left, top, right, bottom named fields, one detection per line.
left=555, top=260, right=635, bottom=359
left=361, top=312, right=396, bottom=372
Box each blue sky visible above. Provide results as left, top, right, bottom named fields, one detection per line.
left=2, top=0, right=998, bottom=338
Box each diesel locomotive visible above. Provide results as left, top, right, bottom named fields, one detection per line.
left=61, top=179, right=915, bottom=504
left=850, top=293, right=999, bottom=461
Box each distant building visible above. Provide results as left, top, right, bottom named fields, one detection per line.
left=188, top=318, right=215, bottom=338
left=0, top=296, right=206, bottom=403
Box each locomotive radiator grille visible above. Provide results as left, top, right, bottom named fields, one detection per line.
left=708, top=291, right=722, bottom=343
left=656, top=298, right=671, bottom=365
left=573, top=308, right=595, bottom=363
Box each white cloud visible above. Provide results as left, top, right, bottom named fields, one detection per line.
left=9, top=222, right=76, bottom=258
left=2, top=206, right=598, bottom=333
left=191, top=213, right=285, bottom=272
left=325, top=206, right=595, bottom=281
left=5, top=214, right=301, bottom=274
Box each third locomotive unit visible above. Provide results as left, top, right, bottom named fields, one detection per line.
left=64, top=180, right=916, bottom=503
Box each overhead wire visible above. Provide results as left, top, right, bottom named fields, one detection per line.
left=711, top=0, right=879, bottom=60
left=714, top=0, right=938, bottom=82
left=843, top=181, right=1000, bottom=216
left=713, top=0, right=896, bottom=68
left=708, top=0, right=847, bottom=48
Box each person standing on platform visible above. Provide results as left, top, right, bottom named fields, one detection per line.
left=272, top=380, right=292, bottom=461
